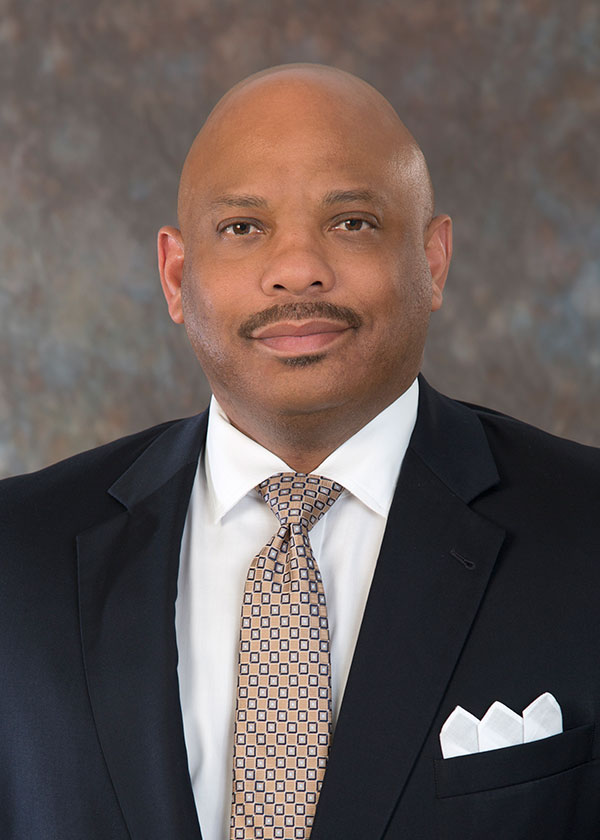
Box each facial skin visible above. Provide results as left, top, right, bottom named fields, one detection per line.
left=158, top=64, right=452, bottom=472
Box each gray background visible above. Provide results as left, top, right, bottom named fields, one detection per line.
left=2, top=0, right=599, bottom=477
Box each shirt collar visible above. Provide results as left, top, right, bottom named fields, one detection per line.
left=205, top=379, right=419, bottom=523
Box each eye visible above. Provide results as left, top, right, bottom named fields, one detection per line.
left=221, top=221, right=263, bottom=236
left=331, top=217, right=375, bottom=232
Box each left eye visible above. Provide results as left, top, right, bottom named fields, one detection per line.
left=222, top=222, right=261, bottom=236
left=333, top=218, right=372, bottom=232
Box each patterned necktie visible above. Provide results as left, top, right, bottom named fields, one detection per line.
left=231, top=472, right=344, bottom=840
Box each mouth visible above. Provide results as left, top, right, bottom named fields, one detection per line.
left=251, top=319, right=353, bottom=354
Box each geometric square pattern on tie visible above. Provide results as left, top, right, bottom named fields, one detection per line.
left=231, top=473, right=344, bottom=840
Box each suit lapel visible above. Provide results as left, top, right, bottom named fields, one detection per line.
left=311, top=379, right=506, bottom=840
left=77, top=413, right=208, bottom=840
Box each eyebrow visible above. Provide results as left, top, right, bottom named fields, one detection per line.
left=321, top=189, right=380, bottom=207
left=210, top=189, right=382, bottom=212
left=209, top=194, right=269, bottom=211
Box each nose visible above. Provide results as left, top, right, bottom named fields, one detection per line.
left=260, top=233, right=336, bottom=297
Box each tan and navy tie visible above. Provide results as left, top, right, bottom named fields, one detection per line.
left=231, top=472, right=344, bottom=840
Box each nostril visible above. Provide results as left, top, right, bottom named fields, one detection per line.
left=271, top=280, right=323, bottom=291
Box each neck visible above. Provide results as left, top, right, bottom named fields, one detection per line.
left=215, top=393, right=405, bottom=474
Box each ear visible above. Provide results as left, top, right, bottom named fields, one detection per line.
left=424, top=214, right=452, bottom=312
left=157, top=226, right=185, bottom=324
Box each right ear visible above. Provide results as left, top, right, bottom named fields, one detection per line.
left=157, top=226, right=185, bottom=324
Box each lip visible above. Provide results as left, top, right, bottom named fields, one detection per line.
left=251, top=320, right=352, bottom=354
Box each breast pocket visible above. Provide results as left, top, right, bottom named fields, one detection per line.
left=433, top=724, right=600, bottom=840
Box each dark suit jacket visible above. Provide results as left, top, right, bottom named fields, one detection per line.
left=1, top=377, right=599, bottom=839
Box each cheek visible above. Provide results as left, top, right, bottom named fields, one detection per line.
left=367, top=259, right=433, bottom=348
left=182, top=256, right=254, bottom=323
left=181, top=264, right=224, bottom=329
left=180, top=274, right=223, bottom=360
left=389, top=251, right=432, bottom=310
left=180, top=269, right=255, bottom=378
left=364, top=263, right=429, bottom=323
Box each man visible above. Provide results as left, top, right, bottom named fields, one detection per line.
left=1, top=64, right=599, bottom=840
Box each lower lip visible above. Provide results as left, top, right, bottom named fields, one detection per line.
left=255, top=329, right=349, bottom=354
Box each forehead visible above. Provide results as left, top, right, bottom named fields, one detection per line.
left=207, top=72, right=402, bottom=145
left=185, top=78, right=409, bottom=206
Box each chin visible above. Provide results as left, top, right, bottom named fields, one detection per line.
left=272, top=389, right=356, bottom=418
left=279, top=353, right=327, bottom=368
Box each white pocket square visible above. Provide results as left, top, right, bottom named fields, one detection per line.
left=439, top=692, right=562, bottom=759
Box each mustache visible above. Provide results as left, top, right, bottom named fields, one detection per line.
left=238, top=302, right=362, bottom=338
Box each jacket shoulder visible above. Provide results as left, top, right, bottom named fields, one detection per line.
left=458, top=400, right=600, bottom=545
left=0, top=418, right=192, bottom=531
left=464, top=400, right=600, bottom=480
left=414, top=377, right=599, bottom=507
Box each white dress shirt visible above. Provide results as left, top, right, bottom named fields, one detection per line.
left=175, top=379, right=419, bottom=840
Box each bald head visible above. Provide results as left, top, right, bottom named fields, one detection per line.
left=177, top=64, right=434, bottom=234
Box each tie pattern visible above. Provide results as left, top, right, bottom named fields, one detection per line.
left=231, top=473, right=344, bottom=840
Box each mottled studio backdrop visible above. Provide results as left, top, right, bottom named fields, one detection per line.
left=1, top=0, right=599, bottom=476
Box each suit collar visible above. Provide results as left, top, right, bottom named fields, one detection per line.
left=109, top=411, right=208, bottom=510
left=311, top=377, right=506, bottom=840
left=78, top=411, right=208, bottom=840
left=411, top=374, right=500, bottom=503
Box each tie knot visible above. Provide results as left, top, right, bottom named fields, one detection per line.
left=256, top=472, right=344, bottom=531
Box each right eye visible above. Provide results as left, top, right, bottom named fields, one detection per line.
left=221, top=221, right=263, bottom=236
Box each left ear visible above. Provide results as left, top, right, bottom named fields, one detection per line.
left=424, top=214, right=453, bottom=312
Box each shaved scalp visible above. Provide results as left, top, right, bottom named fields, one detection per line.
left=177, top=63, right=434, bottom=233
